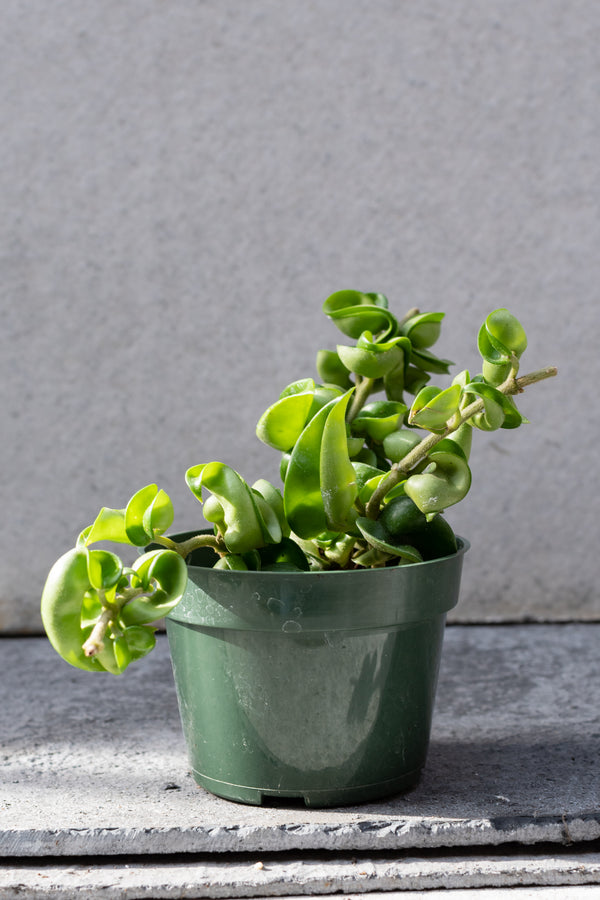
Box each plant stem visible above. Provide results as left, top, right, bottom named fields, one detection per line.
left=82, top=605, right=114, bottom=657
left=365, top=364, right=557, bottom=519
left=346, top=376, right=374, bottom=423
left=154, top=532, right=225, bottom=559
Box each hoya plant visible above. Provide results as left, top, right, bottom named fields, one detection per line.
left=41, top=290, right=556, bottom=675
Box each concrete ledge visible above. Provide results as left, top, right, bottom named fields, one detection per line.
left=1, top=625, right=599, bottom=884
left=2, top=848, right=600, bottom=898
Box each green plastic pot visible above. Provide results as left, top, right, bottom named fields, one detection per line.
left=165, top=532, right=468, bottom=807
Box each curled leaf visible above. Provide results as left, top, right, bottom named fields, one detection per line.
left=400, top=311, right=444, bottom=349
left=323, top=290, right=398, bottom=340
left=352, top=400, right=407, bottom=443
left=122, top=549, right=188, bottom=626
left=185, top=462, right=267, bottom=554
left=356, top=517, right=423, bottom=563
left=125, top=485, right=174, bottom=546
left=316, top=350, right=353, bottom=389
left=408, top=383, right=462, bottom=432
left=382, top=428, right=422, bottom=463
left=337, top=332, right=409, bottom=379
left=464, top=381, right=524, bottom=431
left=404, top=440, right=472, bottom=515
left=256, top=390, right=314, bottom=451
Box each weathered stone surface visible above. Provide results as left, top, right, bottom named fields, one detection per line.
left=1, top=851, right=600, bottom=898
left=1, top=626, right=598, bottom=859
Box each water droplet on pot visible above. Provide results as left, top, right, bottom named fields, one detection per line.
left=282, top=620, right=302, bottom=633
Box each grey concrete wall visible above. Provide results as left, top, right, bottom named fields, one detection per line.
left=1, top=0, right=597, bottom=630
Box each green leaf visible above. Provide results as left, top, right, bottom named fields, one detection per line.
left=323, top=290, right=398, bottom=340
left=408, top=383, right=462, bottom=432
left=464, top=381, right=524, bottom=431
left=125, top=485, right=171, bottom=546
left=356, top=517, right=423, bottom=563
left=400, top=311, right=444, bottom=349
left=404, top=441, right=472, bottom=515
left=352, top=400, right=407, bottom=443
left=82, top=507, right=130, bottom=546
left=279, top=378, right=316, bottom=397
left=485, top=308, right=527, bottom=357
left=214, top=554, right=249, bottom=570
left=252, top=478, right=290, bottom=537
left=143, top=489, right=174, bottom=539
left=258, top=537, right=311, bottom=572
left=382, top=358, right=406, bottom=401
left=123, top=625, right=156, bottom=662
left=315, top=350, right=353, bottom=389
left=403, top=366, right=431, bottom=395
left=320, top=389, right=358, bottom=532
left=284, top=400, right=333, bottom=539
left=185, top=462, right=267, bottom=554
left=444, top=422, right=473, bottom=460
left=478, top=321, right=511, bottom=365
left=337, top=332, right=409, bottom=379
left=121, top=549, right=188, bottom=626
left=382, top=428, right=421, bottom=463
left=41, top=549, right=105, bottom=672
left=252, top=491, right=283, bottom=544
left=86, top=549, right=123, bottom=591
left=410, top=347, right=454, bottom=375
left=352, top=462, right=385, bottom=491
left=256, top=390, right=314, bottom=451
left=482, top=359, right=512, bottom=386
left=283, top=392, right=356, bottom=540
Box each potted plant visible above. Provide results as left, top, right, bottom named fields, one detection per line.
left=41, top=291, right=557, bottom=807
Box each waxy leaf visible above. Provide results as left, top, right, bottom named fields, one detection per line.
left=279, top=378, right=316, bottom=397
left=401, top=311, right=444, bottom=349
left=444, top=422, right=473, bottom=460
left=81, top=506, right=129, bottom=547
left=185, top=462, right=267, bottom=554
left=284, top=400, right=333, bottom=538
left=352, top=400, right=407, bottom=443
left=382, top=428, right=422, bottom=463
left=125, top=485, right=174, bottom=546
left=214, top=554, right=248, bottom=570
left=478, top=309, right=527, bottom=368
left=316, top=350, right=353, bottom=389
left=256, top=390, right=314, bottom=451
left=323, top=290, right=398, bottom=340
left=482, top=359, right=512, bottom=386
left=464, top=381, right=524, bottom=431
left=284, top=391, right=357, bottom=539
left=356, top=517, right=423, bottom=563
left=484, top=308, right=527, bottom=357
left=404, top=440, right=471, bottom=515
left=337, top=332, right=408, bottom=379
left=320, top=389, right=357, bottom=531
left=252, top=492, right=283, bottom=544
left=258, top=537, right=311, bottom=572
left=86, top=549, right=123, bottom=591
left=121, top=549, right=188, bottom=626
left=408, top=383, right=462, bottom=432
left=252, top=479, right=289, bottom=537
left=410, top=347, right=454, bottom=375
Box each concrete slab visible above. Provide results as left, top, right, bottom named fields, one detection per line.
left=1, top=849, right=600, bottom=898
left=1, top=625, right=599, bottom=858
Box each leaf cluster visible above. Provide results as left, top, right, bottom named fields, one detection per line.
left=40, top=292, right=555, bottom=673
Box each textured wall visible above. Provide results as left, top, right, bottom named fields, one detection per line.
left=1, top=0, right=597, bottom=630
